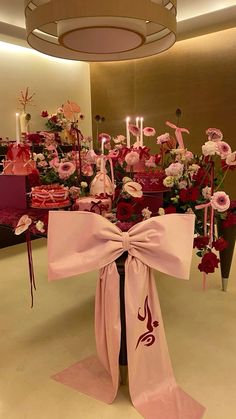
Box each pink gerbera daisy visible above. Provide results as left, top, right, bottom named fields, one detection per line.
left=58, top=161, right=76, bottom=179
left=143, top=127, right=156, bottom=137
left=211, top=191, right=230, bottom=212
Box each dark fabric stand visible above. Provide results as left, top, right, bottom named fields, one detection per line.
left=115, top=251, right=128, bottom=384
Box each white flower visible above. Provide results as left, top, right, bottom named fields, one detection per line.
left=226, top=151, right=236, bottom=166
left=113, top=135, right=126, bottom=144
left=15, top=215, right=32, bottom=235
left=202, top=140, right=219, bottom=156
left=158, top=207, right=165, bottom=216
left=188, top=164, right=200, bottom=173
left=163, top=176, right=175, bottom=188
left=122, top=176, right=133, bottom=184
left=165, top=162, right=184, bottom=177
left=35, top=220, right=45, bottom=233
left=178, top=180, right=188, bottom=189
left=142, top=207, right=152, bottom=220
left=202, top=186, right=212, bottom=200
left=80, top=181, right=88, bottom=188
left=123, top=181, right=143, bottom=198
left=156, top=133, right=170, bottom=144
left=186, top=208, right=194, bottom=214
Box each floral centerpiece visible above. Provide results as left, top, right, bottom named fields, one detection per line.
left=14, top=111, right=236, bottom=292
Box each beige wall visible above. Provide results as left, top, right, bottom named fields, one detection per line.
left=90, top=28, right=236, bottom=196
left=0, top=37, right=92, bottom=139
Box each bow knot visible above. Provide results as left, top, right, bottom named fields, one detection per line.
left=122, top=231, right=130, bottom=251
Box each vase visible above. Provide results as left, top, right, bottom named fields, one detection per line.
left=217, top=220, right=236, bottom=291
left=20, top=111, right=28, bottom=135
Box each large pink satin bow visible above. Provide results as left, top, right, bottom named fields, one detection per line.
left=166, top=121, right=190, bottom=149
left=48, top=212, right=205, bottom=419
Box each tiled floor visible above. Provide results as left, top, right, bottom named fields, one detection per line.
left=0, top=238, right=236, bottom=419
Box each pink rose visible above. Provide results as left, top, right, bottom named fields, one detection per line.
left=125, top=151, right=140, bottom=166
left=165, top=162, right=184, bottom=177
left=156, top=133, right=170, bottom=145
left=217, top=141, right=232, bottom=158
left=206, top=128, right=223, bottom=141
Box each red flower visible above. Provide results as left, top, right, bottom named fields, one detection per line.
left=192, top=167, right=210, bottom=186
left=164, top=205, right=177, bottom=214
left=26, top=133, right=42, bottom=144
left=221, top=159, right=236, bottom=171
left=116, top=202, right=134, bottom=221
left=222, top=212, right=236, bottom=228
left=179, top=187, right=200, bottom=203
left=28, top=169, right=41, bottom=187
left=198, top=251, right=220, bottom=274
left=41, top=110, right=48, bottom=118
left=194, top=236, right=209, bottom=250
left=212, top=237, right=228, bottom=251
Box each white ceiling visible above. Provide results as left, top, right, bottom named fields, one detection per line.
left=0, top=0, right=236, bottom=42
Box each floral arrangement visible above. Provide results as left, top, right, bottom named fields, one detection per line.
left=13, top=106, right=236, bottom=287
left=18, top=87, right=35, bottom=113
left=158, top=126, right=235, bottom=283
left=41, top=100, right=85, bottom=133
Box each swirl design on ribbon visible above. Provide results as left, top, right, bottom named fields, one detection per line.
left=136, top=295, right=159, bottom=349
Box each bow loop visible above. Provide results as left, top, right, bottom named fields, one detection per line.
left=48, top=211, right=195, bottom=281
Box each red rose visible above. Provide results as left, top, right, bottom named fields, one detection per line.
left=212, top=237, right=228, bottom=251
left=194, top=236, right=209, bottom=250
left=26, top=133, right=41, bottom=144
left=192, top=167, right=210, bottom=186
left=50, top=115, right=58, bottom=123
left=198, top=251, right=220, bottom=274
left=41, top=110, right=48, bottom=118
left=179, top=187, right=199, bottom=203
left=222, top=212, right=236, bottom=228
left=116, top=202, right=134, bottom=221
left=28, top=169, right=41, bottom=187
left=164, top=205, right=177, bottom=214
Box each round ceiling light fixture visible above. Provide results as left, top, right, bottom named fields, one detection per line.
left=25, top=0, right=177, bottom=61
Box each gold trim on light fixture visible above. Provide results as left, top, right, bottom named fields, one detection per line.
left=25, top=0, right=177, bottom=61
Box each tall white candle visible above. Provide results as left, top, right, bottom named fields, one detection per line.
left=15, top=113, right=20, bottom=144
left=101, top=137, right=105, bottom=154
left=136, top=116, right=140, bottom=144
left=126, top=116, right=130, bottom=148
left=90, top=138, right=94, bottom=150
left=140, top=117, right=144, bottom=147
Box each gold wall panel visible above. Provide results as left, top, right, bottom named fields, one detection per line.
left=90, top=28, right=236, bottom=196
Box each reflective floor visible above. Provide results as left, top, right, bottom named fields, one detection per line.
left=0, top=239, right=236, bottom=419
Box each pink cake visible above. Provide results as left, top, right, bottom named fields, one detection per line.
left=134, top=171, right=167, bottom=215
left=30, top=184, right=70, bottom=208
left=3, top=144, right=36, bottom=175
left=134, top=170, right=165, bottom=191
left=74, top=196, right=112, bottom=216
